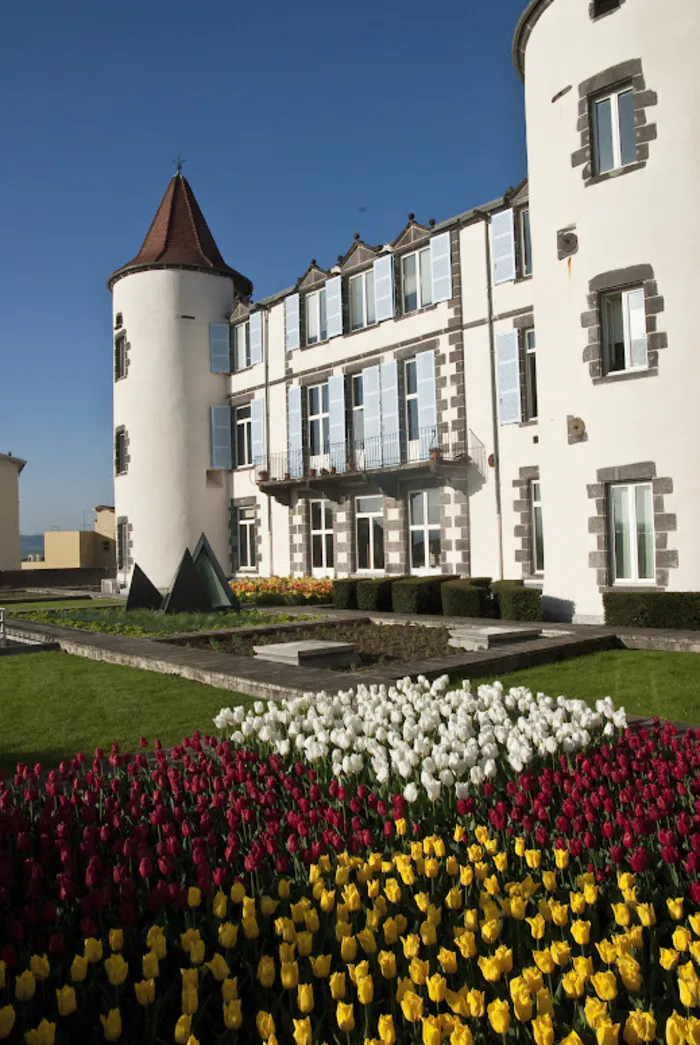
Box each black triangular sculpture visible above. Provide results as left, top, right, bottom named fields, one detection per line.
left=192, top=533, right=240, bottom=611
left=125, top=563, right=163, bottom=612
left=162, top=549, right=214, bottom=614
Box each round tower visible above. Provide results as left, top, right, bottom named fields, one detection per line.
left=108, top=172, right=252, bottom=590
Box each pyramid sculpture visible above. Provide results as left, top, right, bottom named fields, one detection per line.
left=162, top=549, right=213, bottom=614
left=125, top=563, right=163, bottom=611
left=192, top=533, right=240, bottom=611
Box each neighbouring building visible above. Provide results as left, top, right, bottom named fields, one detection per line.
left=108, top=0, right=699, bottom=622
left=0, top=454, right=26, bottom=571
left=22, top=507, right=116, bottom=571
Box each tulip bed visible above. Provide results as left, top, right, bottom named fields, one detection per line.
left=2, top=674, right=700, bottom=1042
left=230, top=576, right=333, bottom=606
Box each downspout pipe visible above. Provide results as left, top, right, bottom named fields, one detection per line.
left=263, top=308, right=274, bottom=577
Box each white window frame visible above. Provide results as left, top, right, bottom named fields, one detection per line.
left=237, top=507, right=256, bottom=571
left=609, top=482, right=655, bottom=585
left=404, top=359, right=420, bottom=457
left=355, top=496, right=384, bottom=573
left=408, top=489, right=442, bottom=576
left=349, top=270, right=376, bottom=331
left=233, top=322, right=251, bottom=372
left=310, top=500, right=335, bottom=577
left=235, top=404, right=252, bottom=467
left=305, top=288, right=327, bottom=346
left=531, top=480, right=544, bottom=574
left=523, top=328, right=538, bottom=421
left=401, top=247, right=432, bottom=314
left=308, top=383, right=330, bottom=466
left=518, top=207, right=532, bottom=278
left=592, top=84, right=636, bottom=175
left=601, top=287, right=647, bottom=374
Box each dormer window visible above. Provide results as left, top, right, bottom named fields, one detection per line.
left=349, top=270, right=376, bottom=331
left=305, top=288, right=327, bottom=345
left=401, top=247, right=432, bottom=314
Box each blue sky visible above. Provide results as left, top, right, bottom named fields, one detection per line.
left=0, top=0, right=527, bottom=534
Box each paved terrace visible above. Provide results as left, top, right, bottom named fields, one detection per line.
left=5, top=604, right=700, bottom=704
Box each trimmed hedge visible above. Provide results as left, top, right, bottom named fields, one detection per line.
left=604, top=591, right=700, bottom=630
left=492, top=580, right=541, bottom=621
left=392, top=575, right=458, bottom=615
left=356, top=578, right=396, bottom=612
left=332, top=579, right=358, bottom=610
left=441, top=581, right=490, bottom=619
left=468, top=577, right=493, bottom=590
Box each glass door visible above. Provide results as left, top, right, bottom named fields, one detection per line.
left=310, top=500, right=334, bottom=577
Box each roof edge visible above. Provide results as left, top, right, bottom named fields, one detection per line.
left=107, top=261, right=252, bottom=294
left=0, top=454, right=26, bottom=474
left=512, top=0, right=550, bottom=81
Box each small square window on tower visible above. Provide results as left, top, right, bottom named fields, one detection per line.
left=115, top=312, right=123, bottom=330
left=593, top=0, right=621, bottom=15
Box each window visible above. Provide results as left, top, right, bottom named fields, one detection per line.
left=518, top=207, right=532, bottom=278
left=306, top=288, right=327, bottom=345
left=592, top=85, right=636, bottom=174
left=114, top=334, right=126, bottom=381
left=531, top=480, right=544, bottom=573
left=356, top=496, right=384, bottom=571
left=349, top=270, right=376, bottom=331
left=523, top=328, right=538, bottom=421
left=601, top=288, right=647, bottom=373
left=237, top=507, right=256, bottom=570
left=409, top=490, right=441, bottom=574
left=115, top=312, right=123, bottom=330
left=308, top=384, right=329, bottom=457
left=115, top=428, right=127, bottom=475
left=405, top=360, right=420, bottom=445
left=593, top=0, right=621, bottom=15
left=351, top=374, right=364, bottom=447
left=116, top=520, right=128, bottom=571
left=310, top=500, right=334, bottom=576
left=234, top=322, right=250, bottom=371
left=610, top=483, right=655, bottom=583
left=235, top=404, right=252, bottom=467
left=401, top=248, right=432, bottom=314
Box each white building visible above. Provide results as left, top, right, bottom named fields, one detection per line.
left=109, top=0, right=699, bottom=623
left=0, top=453, right=25, bottom=572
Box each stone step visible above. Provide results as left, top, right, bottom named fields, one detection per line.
left=253, top=640, right=359, bottom=668
left=448, top=626, right=542, bottom=652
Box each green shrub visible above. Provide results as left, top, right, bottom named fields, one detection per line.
left=441, top=581, right=490, bottom=618
left=254, top=591, right=287, bottom=606
left=392, top=576, right=457, bottom=615
left=468, top=577, right=493, bottom=590
left=356, top=578, right=395, bottom=612
left=332, top=579, right=358, bottom=610
left=603, top=591, right=700, bottom=630
left=492, top=580, right=541, bottom=621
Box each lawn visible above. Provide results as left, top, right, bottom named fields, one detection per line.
left=0, top=652, right=252, bottom=773
left=475, top=648, right=700, bottom=724
left=10, top=605, right=308, bottom=636
left=3, top=598, right=123, bottom=612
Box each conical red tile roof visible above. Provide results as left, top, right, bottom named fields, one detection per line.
left=108, top=173, right=252, bottom=296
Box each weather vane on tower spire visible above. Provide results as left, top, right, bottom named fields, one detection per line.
left=173, top=152, right=186, bottom=175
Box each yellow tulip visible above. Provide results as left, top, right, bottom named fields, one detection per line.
left=597, top=1020, right=621, bottom=1045
left=675, top=928, right=692, bottom=952
left=279, top=942, right=296, bottom=963
left=667, top=1014, right=688, bottom=1045
left=70, top=956, right=88, bottom=984
left=551, top=902, right=569, bottom=928
left=451, top=1024, right=473, bottom=1045
left=467, top=989, right=485, bottom=1018
left=456, top=932, right=476, bottom=959
left=336, top=1001, right=355, bottom=1031
left=357, top=976, right=374, bottom=1005
left=488, top=998, right=511, bottom=1035
left=378, top=1013, right=396, bottom=1045
left=661, top=949, right=680, bottom=972
left=174, top=1015, right=192, bottom=1044
left=15, top=970, right=36, bottom=1002
left=612, top=904, right=631, bottom=927
left=187, top=887, right=201, bottom=908
left=56, top=985, right=77, bottom=1016
left=28, top=955, right=49, bottom=983
left=296, top=932, right=313, bottom=958
left=515, top=838, right=526, bottom=857
left=624, top=1012, right=656, bottom=1045
left=330, top=972, right=346, bottom=1000
left=147, top=927, right=167, bottom=960
left=509, top=896, right=527, bottom=920
left=533, top=1014, right=554, bottom=1045
left=242, top=917, right=259, bottom=940
left=109, top=929, right=124, bottom=953
left=574, top=956, right=594, bottom=981
left=562, top=1035, right=585, bottom=1045
left=525, top=850, right=542, bottom=870
left=679, top=977, right=700, bottom=1008
left=477, top=957, right=501, bottom=983
left=522, top=966, right=544, bottom=993
left=460, top=865, right=474, bottom=887
left=427, top=973, right=447, bottom=1003
left=555, top=847, right=570, bottom=868
left=222, top=978, right=238, bottom=1003
left=420, top=920, right=437, bottom=947
left=597, top=940, right=619, bottom=964
left=550, top=941, right=572, bottom=967
left=24, top=1019, right=56, bottom=1045
left=586, top=997, right=609, bottom=1029
left=230, top=882, right=246, bottom=903
left=690, top=916, right=700, bottom=938
left=256, top=955, right=275, bottom=988
left=481, top=919, right=501, bottom=944
left=261, top=895, right=280, bottom=918
left=100, top=1008, right=122, bottom=1042
left=562, top=971, right=586, bottom=999
left=618, top=955, right=642, bottom=993
left=205, top=954, right=229, bottom=983
left=533, top=949, right=555, bottom=974
left=409, top=958, right=429, bottom=986
left=636, top=903, right=656, bottom=927
left=592, top=971, right=618, bottom=1001
left=211, top=890, right=227, bottom=919
left=527, top=915, right=546, bottom=940
left=542, top=871, right=557, bottom=891
left=223, top=999, right=242, bottom=1030
left=438, top=947, right=458, bottom=975
left=0, top=1005, right=15, bottom=1039
left=181, top=929, right=200, bottom=955
left=297, top=983, right=314, bottom=1013
left=83, top=938, right=103, bottom=964
left=571, top=920, right=591, bottom=945
left=686, top=1019, right=700, bottom=1045
left=308, top=953, right=330, bottom=978
left=182, top=984, right=198, bottom=1015
left=536, top=989, right=553, bottom=1017
left=358, top=928, right=377, bottom=955
left=377, top=951, right=396, bottom=979
left=401, top=991, right=424, bottom=1023
left=512, top=991, right=533, bottom=1023
left=422, top=1016, right=442, bottom=1045
left=105, top=954, right=128, bottom=987
left=570, top=892, right=587, bottom=915
left=256, top=1012, right=276, bottom=1041
left=189, top=940, right=205, bottom=966
left=134, top=978, right=155, bottom=1006
left=292, top=1017, right=311, bottom=1045
left=281, top=962, right=299, bottom=989
left=584, top=884, right=599, bottom=905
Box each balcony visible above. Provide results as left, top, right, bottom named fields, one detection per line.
left=254, top=426, right=486, bottom=503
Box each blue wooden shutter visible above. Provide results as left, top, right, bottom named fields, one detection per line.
left=209, top=324, right=231, bottom=373
left=416, top=349, right=437, bottom=459
left=380, top=360, right=400, bottom=466
left=325, top=276, right=343, bottom=339
left=328, top=373, right=346, bottom=472
left=362, top=364, right=381, bottom=468
left=249, top=312, right=263, bottom=366
left=496, top=331, right=522, bottom=425
left=251, top=397, right=265, bottom=466
left=492, top=209, right=516, bottom=285
left=285, top=294, right=300, bottom=352
left=373, top=255, right=395, bottom=323
left=210, top=405, right=232, bottom=468
left=430, top=233, right=452, bottom=303
left=287, top=385, right=303, bottom=477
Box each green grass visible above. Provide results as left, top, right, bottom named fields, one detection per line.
left=5, top=599, right=122, bottom=612
left=12, top=606, right=308, bottom=636
left=473, top=649, right=700, bottom=724
left=0, top=652, right=252, bottom=773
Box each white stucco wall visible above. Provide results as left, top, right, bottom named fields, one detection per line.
left=523, top=0, right=700, bottom=620
left=113, top=269, right=234, bottom=589
left=0, top=458, right=22, bottom=571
